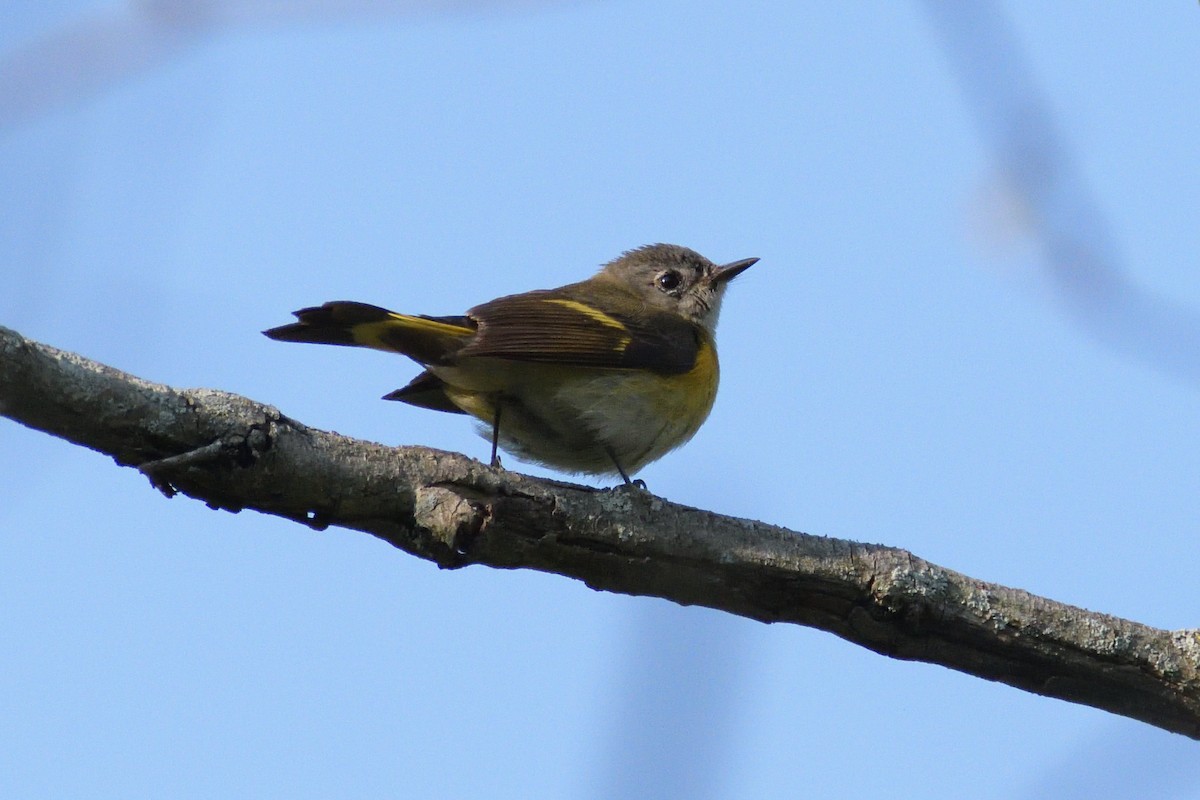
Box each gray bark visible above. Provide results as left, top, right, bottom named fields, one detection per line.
left=2, top=323, right=1198, bottom=738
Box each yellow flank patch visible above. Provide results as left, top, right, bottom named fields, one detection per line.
left=686, top=335, right=719, bottom=398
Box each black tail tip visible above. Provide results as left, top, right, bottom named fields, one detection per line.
left=263, top=302, right=397, bottom=345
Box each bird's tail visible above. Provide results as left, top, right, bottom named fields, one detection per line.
left=263, top=301, right=475, bottom=365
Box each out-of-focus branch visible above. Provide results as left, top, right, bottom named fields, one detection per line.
left=2, top=323, right=1199, bottom=737
left=0, top=0, right=562, bottom=129
left=923, top=0, right=1200, bottom=384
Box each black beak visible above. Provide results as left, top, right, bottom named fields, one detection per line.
left=711, top=257, right=759, bottom=284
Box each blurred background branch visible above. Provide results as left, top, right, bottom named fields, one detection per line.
left=924, top=0, right=1200, bottom=384
left=0, top=0, right=564, bottom=130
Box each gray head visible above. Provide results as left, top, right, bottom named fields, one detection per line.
left=596, top=243, right=758, bottom=331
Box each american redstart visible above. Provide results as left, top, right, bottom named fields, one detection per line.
left=264, top=243, right=756, bottom=484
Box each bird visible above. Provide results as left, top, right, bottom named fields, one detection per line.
left=263, top=243, right=756, bottom=484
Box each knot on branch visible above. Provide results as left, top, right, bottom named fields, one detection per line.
left=137, top=409, right=277, bottom=499
left=413, top=485, right=487, bottom=568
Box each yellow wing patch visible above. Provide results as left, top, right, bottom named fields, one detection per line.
left=543, top=299, right=631, bottom=352
left=544, top=299, right=626, bottom=330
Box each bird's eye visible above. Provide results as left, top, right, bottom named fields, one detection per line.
left=656, top=270, right=682, bottom=292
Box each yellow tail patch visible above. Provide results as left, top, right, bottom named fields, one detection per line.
left=350, top=314, right=472, bottom=350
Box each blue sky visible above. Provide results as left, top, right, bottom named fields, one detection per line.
left=3, top=1, right=1199, bottom=797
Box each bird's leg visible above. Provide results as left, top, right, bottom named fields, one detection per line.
left=490, top=402, right=503, bottom=468
left=605, top=447, right=646, bottom=489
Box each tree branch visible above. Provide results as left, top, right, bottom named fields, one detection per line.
left=3, top=323, right=1198, bottom=737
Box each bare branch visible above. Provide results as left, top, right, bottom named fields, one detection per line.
left=2, top=323, right=1198, bottom=737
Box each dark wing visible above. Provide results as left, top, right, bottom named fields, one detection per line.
left=459, top=289, right=700, bottom=375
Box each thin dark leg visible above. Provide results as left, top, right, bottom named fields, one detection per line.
left=490, top=403, right=503, bottom=468
left=606, top=447, right=634, bottom=485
